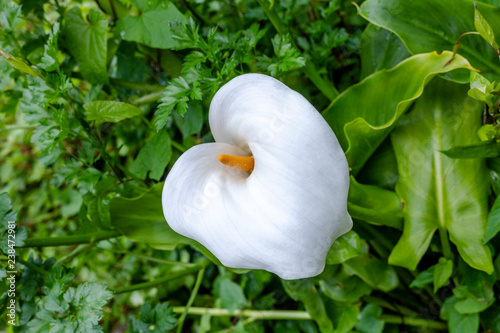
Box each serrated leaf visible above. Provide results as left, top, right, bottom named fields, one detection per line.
left=131, top=131, right=172, bottom=180
left=389, top=79, right=493, bottom=274
left=84, top=101, right=142, bottom=123
left=38, top=22, right=60, bottom=72
left=116, top=0, right=187, bottom=49
left=64, top=7, right=108, bottom=84
left=0, top=48, right=40, bottom=77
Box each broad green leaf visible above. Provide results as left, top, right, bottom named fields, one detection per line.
left=355, top=304, right=385, bottom=333
left=347, top=177, right=402, bottom=229
left=442, top=140, right=500, bottom=159
left=173, top=103, right=204, bottom=139
left=84, top=101, right=143, bottom=123
left=357, top=139, right=399, bottom=190
left=485, top=195, right=500, bottom=243
left=321, top=274, right=371, bottom=303
left=323, top=51, right=473, bottom=175
left=441, top=296, right=480, bottom=333
left=467, top=72, right=499, bottom=109
left=359, top=0, right=500, bottom=81
left=433, top=258, right=453, bottom=292
left=343, top=243, right=398, bottom=292
left=116, top=0, right=187, bottom=49
left=359, top=24, right=410, bottom=79
left=474, top=3, right=499, bottom=50
left=131, top=131, right=172, bottom=180
left=109, top=183, right=221, bottom=265
left=389, top=79, right=493, bottom=273
left=325, top=230, right=362, bottom=265
left=64, top=7, right=108, bottom=84
left=214, top=275, right=248, bottom=313
left=453, top=260, right=496, bottom=314
left=0, top=48, right=40, bottom=77
left=282, top=279, right=333, bottom=333
left=326, top=301, right=358, bottom=333
left=409, top=266, right=434, bottom=288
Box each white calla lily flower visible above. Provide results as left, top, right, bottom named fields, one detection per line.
left=162, top=74, right=352, bottom=280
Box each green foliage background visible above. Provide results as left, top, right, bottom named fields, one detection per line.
left=1, top=0, right=500, bottom=332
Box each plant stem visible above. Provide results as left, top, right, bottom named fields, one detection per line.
left=21, top=230, right=122, bottom=248
left=18, top=257, right=49, bottom=275
left=1, top=125, right=36, bottom=131
left=111, top=78, right=165, bottom=92
left=133, top=91, right=163, bottom=105
left=438, top=227, right=453, bottom=260
left=107, top=249, right=197, bottom=267
left=171, top=140, right=187, bottom=153
left=176, top=268, right=205, bottom=333
left=170, top=307, right=447, bottom=329
left=113, top=260, right=210, bottom=294
left=255, top=0, right=338, bottom=100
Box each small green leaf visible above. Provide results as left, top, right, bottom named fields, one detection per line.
left=441, top=296, right=480, bottom=333
left=355, top=304, right=385, bottom=333
left=131, top=131, right=172, bottom=180
left=84, top=101, right=143, bottom=123
left=474, top=3, right=499, bottom=50
left=343, top=243, right=398, bottom=292
left=485, top=194, right=500, bottom=242
left=64, top=7, right=108, bottom=84
left=321, top=274, right=371, bottom=303
left=410, top=266, right=434, bottom=288
left=347, top=177, right=403, bottom=229
left=214, top=275, right=248, bottom=313
left=116, top=0, right=187, bottom=49
left=173, top=103, right=204, bottom=139
left=0, top=48, right=40, bottom=77
left=282, top=279, right=333, bottom=333
left=441, top=141, right=500, bottom=159
left=326, top=230, right=362, bottom=265
left=38, top=22, right=60, bottom=72
left=433, top=258, right=453, bottom=292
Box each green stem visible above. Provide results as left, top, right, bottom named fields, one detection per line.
left=255, top=0, right=338, bottom=100
left=55, top=243, right=94, bottom=265
left=21, top=230, right=121, bottom=248
left=438, top=227, right=453, bottom=260
left=108, top=249, right=196, bottom=267
left=176, top=268, right=205, bottom=333
left=133, top=91, right=163, bottom=105
left=18, top=258, right=49, bottom=275
left=1, top=125, right=36, bottom=131
left=113, top=260, right=210, bottom=294
left=171, top=307, right=447, bottom=329
left=362, top=296, right=414, bottom=316
left=111, top=78, right=164, bottom=92
left=171, top=140, right=187, bottom=153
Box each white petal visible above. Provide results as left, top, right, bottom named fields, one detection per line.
left=163, top=74, right=352, bottom=279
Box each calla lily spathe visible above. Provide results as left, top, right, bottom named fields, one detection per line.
left=162, top=74, right=352, bottom=280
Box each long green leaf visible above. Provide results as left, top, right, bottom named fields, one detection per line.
left=359, top=0, right=500, bottom=81
left=389, top=78, right=493, bottom=273
left=323, top=51, right=473, bottom=174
